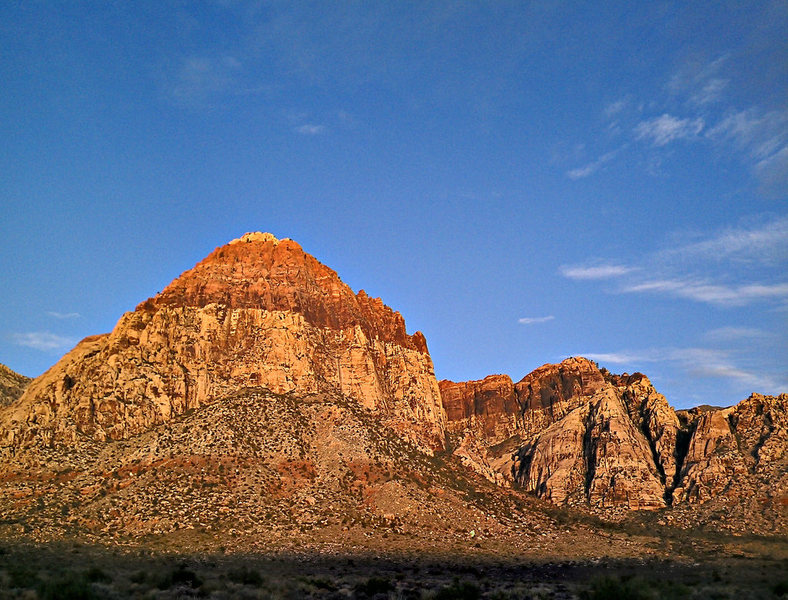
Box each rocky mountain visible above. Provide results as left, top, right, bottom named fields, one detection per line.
left=441, top=360, right=787, bottom=527
left=0, top=232, right=785, bottom=543
left=0, top=232, right=444, bottom=453
left=0, top=364, right=30, bottom=408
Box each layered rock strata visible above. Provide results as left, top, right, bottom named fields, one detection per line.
left=442, top=360, right=787, bottom=512
left=674, top=393, right=787, bottom=504
left=0, top=233, right=445, bottom=451
left=439, top=358, right=612, bottom=488
left=513, top=387, right=667, bottom=510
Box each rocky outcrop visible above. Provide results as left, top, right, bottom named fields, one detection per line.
left=674, top=393, right=787, bottom=505
left=513, top=357, right=607, bottom=439
left=611, top=373, right=681, bottom=496
left=443, top=360, right=787, bottom=514
left=0, top=233, right=445, bottom=452
left=440, top=358, right=613, bottom=487
left=0, top=364, right=31, bottom=408
left=513, top=387, right=667, bottom=510
left=439, top=358, right=609, bottom=486
left=440, top=375, right=520, bottom=442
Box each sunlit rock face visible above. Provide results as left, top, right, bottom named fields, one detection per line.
left=0, top=233, right=445, bottom=452
left=674, top=393, right=788, bottom=505
left=513, top=386, right=667, bottom=510
left=442, top=358, right=787, bottom=513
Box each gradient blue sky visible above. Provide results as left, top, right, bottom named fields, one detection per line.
left=1, top=2, right=786, bottom=408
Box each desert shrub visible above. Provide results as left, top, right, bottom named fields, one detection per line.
left=580, top=576, right=651, bottom=600
left=433, top=579, right=481, bottom=600
left=37, top=572, right=94, bottom=600
left=129, top=570, right=147, bottom=584
left=84, top=566, right=111, bottom=583
left=157, top=564, right=202, bottom=589
left=7, top=566, right=40, bottom=589
left=304, top=576, right=336, bottom=590
left=227, top=566, right=264, bottom=586
left=355, top=575, right=394, bottom=596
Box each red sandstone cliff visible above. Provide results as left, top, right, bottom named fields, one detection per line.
left=441, top=360, right=787, bottom=514
left=0, top=233, right=445, bottom=452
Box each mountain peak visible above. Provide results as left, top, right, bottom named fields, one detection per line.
left=228, top=231, right=283, bottom=245
left=135, top=233, right=425, bottom=352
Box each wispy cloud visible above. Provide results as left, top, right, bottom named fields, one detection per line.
left=582, top=352, right=650, bottom=365
left=658, top=216, right=788, bottom=266
left=12, top=332, right=77, bottom=352
left=621, top=279, right=788, bottom=306
left=560, top=264, right=637, bottom=280
left=703, top=326, right=773, bottom=342
left=707, top=108, right=788, bottom=160
left=518, top=315, right=555, bottom=325
left=567, top=149, right=619, bottom=179
left=635, top=114, right=704, bottom=146
left=670, top=347, right=767, bottom=388
left=705, top=108, right=788, bottom=194
left=690, top=78, right=728, bottom=105
left=46, top=311, right=80, bottom=319
left=604, top=97, right=629, bottom=118
left=295, top=124, right=326, bottom=135
left=563, top=216, right=788, bottom=307
left=168, top=55, right=244, bottom=107
left=583, top=346, right=781, bottom=391
left=755, top=145, right=788, bottom=194
left=667, top=54, right=730, bottom=105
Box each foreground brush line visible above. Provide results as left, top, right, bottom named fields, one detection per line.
left=0, top=540, right=786, bottom=599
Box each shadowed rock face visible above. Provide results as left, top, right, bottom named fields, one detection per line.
left=0, top=233, right=445, bottom=452
left=0, top=364, right=30, bottom=408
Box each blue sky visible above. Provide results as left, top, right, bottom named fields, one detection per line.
left=1, top=1, right=786, bottom=408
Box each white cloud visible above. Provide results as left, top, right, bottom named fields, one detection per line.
left=621, top=279, right=788, bottom=306
left=667, top=55, right=729, bottom=105
left=518, top=315, right=555, bottom=325
left=755, top=145, right=788, bottom=195
left=565, top=216, right=788, bottom=307
left=583, top=346, right=781, bottom=391
left=582, top=352, right=651, bottom=365
left=604, top=98, right=629, bottom=117
left=690, top=78, right=728, bottom=105
left=703, top=327, right=773, bottom=342
left=567, top=149, right=619, bottom=179
left=635, top=114, right=704, bottom=146
left=560, top=264, right=636, bottom=280
left=295, top=124, right=326, bottom=135
left=659, top=216, right=788, bottom=266
left=12, top=332, right=77, bottom=352
left=706, top=108, right=788, bottom=191
left=708, top=108, right=788, bottom=160
left=669, top=348, right=768, bottom=388
left=46, top=311, right=80, bottom=319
